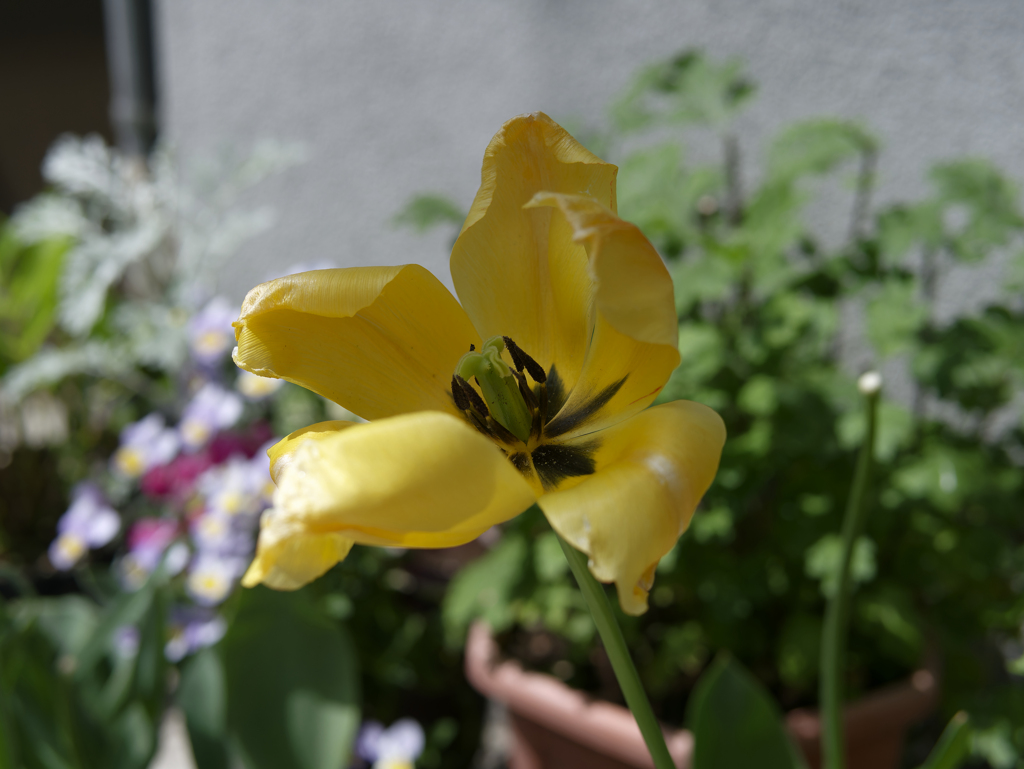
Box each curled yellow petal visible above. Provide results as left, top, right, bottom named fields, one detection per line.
left=451, top=112, right=618, bottom=400
left=241, top=522, right=354, bottom=591
left=538, top=401, right=725, bottom=615
left=267, top=420, right=357, bottom=484
left=243, top=411, right=537, bottom=590
left=233, top=266, right=480, bottom=421
left=527, top=192, right=680, bottom=440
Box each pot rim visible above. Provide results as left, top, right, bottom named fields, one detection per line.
left=465, top=621, right=940, bottom=769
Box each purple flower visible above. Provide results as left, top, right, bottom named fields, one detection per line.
left=165, top=606, right=227, bottom=662
left=179, top=383, right=243, bottom=451
left=190, top=510, right=255, bottom=557
left=120, top=517, right=189, bottom=589
left=188, top=297, right=237, bottom=365
left=197, top=455, right=268, bottom=517
left=185, top=552, right=248, bottom=606
left=356, top=718, right=425, bottom=769
left=112, top=414, right=181, bottom=478
left=48, top=483, right=120, bottom=570
left=113, top=625, right=140, bottom=659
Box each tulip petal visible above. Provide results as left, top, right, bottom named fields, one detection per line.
left=234, top=266, right=480, bottom=421
left=538, top=401, right=725, bottom=615
left=242, top=411, right=537, bottom=590
left=450, top=113, right=617, bottom=398
left=267, top=420, right=358, bottom=484
left=240, top=523, right=354, bottom=591
left=527, top=193, right=680, bottom=441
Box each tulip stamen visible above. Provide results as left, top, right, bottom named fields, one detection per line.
left=452, top=373, right=522, bottom=445
left=502, top=336, right=546, bottom=383
left=511, top=370, right=538, bottom=410
left=485, top=415, right=520, bottom=445
left=455, top=337, right=534, bottom=443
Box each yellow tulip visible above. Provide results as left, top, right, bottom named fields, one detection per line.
left=233, top=113, right=725, bottom=615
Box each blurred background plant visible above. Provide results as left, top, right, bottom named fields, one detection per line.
left=0, top=136, right=482, bottom=768
left=418, top=51, right=1024, bottom=766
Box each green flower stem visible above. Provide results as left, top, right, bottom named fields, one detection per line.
left=554, top=525, right=676, bottom=769
left=820, top=381, right=880, bottom=769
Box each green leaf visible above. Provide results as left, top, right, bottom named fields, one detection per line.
left=0, top=226, right=69, bottom=369
left=222, top=587, right=360, bottom=769
left=876, top=202, right=945, bottom=263
left=738, top=375, right=778, bottom=417
left=768, top=119, right=876, bottom=185
left=837, top=398, right=913, bottom=462
left=672, top=257, right=737, bottom=315
left=930, top=160, right=1023, bottom=262
left=690, top=505, right=735, bottom=543
left=969, top=721, right=1015, bottom=769
left=533, top=531, right=568, bottom=583
left=866, top=279, right=927, bottom=357
left=442, top=533, right=527, bottom=646
left=392, top=194, right=465, bottom=232
left=689, top=654, right=807, bottom=769
left=178, top=651, right=230, bottom=769
left=612, top=50, right=755, bottom=132
left=805, top=535, right=876, bottom=598
left=12, top=596, right=99, bottom=658
left=74, top=583, right=156, bottom=682
left=916, top=712, right=969, bottom=769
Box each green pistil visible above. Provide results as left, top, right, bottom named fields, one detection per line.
left=456, top=336, right=533, bottom=442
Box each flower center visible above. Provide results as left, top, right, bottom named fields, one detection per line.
left=451, top=335, right=547, bottom=445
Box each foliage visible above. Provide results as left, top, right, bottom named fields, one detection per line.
left=180, top=588, right=360, bottom=769
left=2, top=136, right=304, bottom=403
left=0, top=135, right=485, bottom=769
left=436, top=50, right=1024, bottom=764
left=0, top=221, right=69, bottom=374
left=0, top=573, right=169, bottom=769
left=392, top=194, right=465, bottom=233
left=688, top=654, right=807, bottom=769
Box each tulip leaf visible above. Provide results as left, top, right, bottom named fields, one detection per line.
left=178, top=649, right=230, bottom=769
left=916, top=712, right=971, bottom=769
left=222, top=587, right=360, bottom=769
left=689, top=653, right=807, bottom=769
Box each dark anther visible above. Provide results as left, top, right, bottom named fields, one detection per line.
left=502, top=336, right=526, bottom=373
left=454, top=375, right=489, bottom=416
left=451, top=375, right=470, bottom=411
left=467, top=411, right=493, bottom=437
left=503, top=336, right=546, bottom=383
left=469, top=344, right=476, bottom=351
left=512, top=370, right=538, bottom=410
left=486, top=416, right=520, bottom=445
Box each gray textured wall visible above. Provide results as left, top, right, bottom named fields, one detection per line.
left=156, top=0, right=1024, bottom=301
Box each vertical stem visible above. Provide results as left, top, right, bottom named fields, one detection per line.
left=723, top=133, right=744, bottom=226
left=847, top=148, right=877, bottom=245
left=820, top=380, right=880, bottom=769
left=913, top=247, right=939, bottom=421
left=555, top=529, right=676, bottom=769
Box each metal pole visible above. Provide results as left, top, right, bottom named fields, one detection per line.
left=102, top=0, right=158, bottom=158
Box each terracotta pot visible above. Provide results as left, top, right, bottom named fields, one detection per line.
left=465, top=622, right=939, bottom=769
